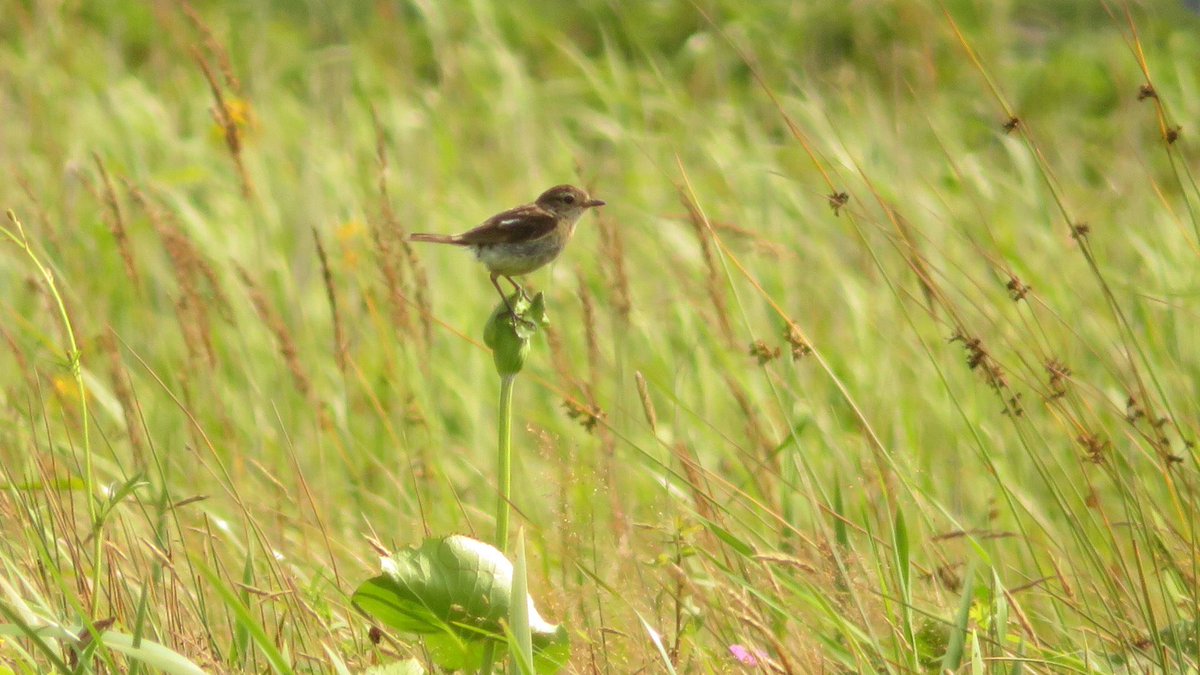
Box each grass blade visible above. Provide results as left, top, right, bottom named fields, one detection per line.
left=942, top=562, right=976, bottom=673
left=509, top=529, right=534, bottom=674
left=197, top=560, right=294, bottom=674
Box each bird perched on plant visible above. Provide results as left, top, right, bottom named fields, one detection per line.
left=409, top=184, right=606, bottom=317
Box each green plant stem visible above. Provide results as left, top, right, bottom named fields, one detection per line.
left=2, top=212, right=101, bottom=618
left=483, top=374, right=517, bottom=675
left=480, top=643, right=497, bottom=675
left=495, top=373, right=516, bottom=551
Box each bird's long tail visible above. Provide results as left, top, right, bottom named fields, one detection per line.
left=408, top=232, right=464, bottom=245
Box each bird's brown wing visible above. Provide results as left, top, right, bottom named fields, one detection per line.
left=455, top=204, right=558, bottom=245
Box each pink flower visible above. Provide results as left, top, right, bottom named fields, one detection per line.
left=729, top=644, right=760, bottom=666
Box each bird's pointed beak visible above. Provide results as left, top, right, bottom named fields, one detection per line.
left=583, top=199, right=606, bottom=208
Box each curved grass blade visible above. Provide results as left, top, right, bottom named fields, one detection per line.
left=196, top=560, right=294, bottom=674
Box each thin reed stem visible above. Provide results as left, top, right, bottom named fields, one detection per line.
left=3, top=211, right=101, bottom=617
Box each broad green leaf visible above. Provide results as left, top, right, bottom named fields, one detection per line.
left=424, top=633, right=488, bottom=670
left=353, top=535, right=569, bottom=673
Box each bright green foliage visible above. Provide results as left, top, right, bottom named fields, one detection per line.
left=914, top=618, right=950, bottom=669
left=353, top=536, right=569, bottom=673
left=1, top=0, right=1198, bottom=671
left=483, top=292, right=549, bottom=377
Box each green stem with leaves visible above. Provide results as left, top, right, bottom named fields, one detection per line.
left=3, top=211, right=101, bottom=618
left=480, top=292, right=547, bottom=675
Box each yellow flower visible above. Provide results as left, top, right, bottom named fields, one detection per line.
left=209, top=97, right=258, bottom=143
left=337, top=221, right=364, bottom=269
left=336, top=220, right=364, bottom=242
left=52, top=374, right=74, bottom=397
left=224, top=97, right=255, bottom=129
left=52, top=374, right=88, bottom=406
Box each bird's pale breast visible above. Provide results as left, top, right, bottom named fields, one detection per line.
left=471, top=235, right=567, bottom=276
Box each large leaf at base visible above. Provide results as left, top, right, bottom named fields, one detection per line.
left=353, top=535, right=569, bottom=673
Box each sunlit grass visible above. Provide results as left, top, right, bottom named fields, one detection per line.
left=1, top=0, right=1198, bottom=671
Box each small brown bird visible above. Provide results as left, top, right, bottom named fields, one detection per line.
left=409, top=184, right=606, bottom=316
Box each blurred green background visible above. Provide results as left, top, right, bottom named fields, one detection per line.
left=2, top=0, right=1199, bottom=671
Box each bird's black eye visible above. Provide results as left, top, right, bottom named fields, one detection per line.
left=562, top=194, right=575, bottom=204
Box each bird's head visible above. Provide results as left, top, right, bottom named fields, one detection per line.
left=536, top=184, right=606, bottom=220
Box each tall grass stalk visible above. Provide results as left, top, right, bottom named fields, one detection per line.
left=2, top=211, right=104, bottom=627
left=2, top=2, right=1198, bottom=670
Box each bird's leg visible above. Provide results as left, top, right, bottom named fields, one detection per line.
left=491, top=272, right=537, bottom=328
left=503, top=275, right=530, bottom=301
left=490, top=272, right=520, bottom=319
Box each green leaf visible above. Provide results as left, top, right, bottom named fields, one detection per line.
left=893, top=510, right=910, bottom=594
left=482, top=293, right=549, bottom=377
left=1009, top=639, right=1025, bottom=675
left=100, top=475, right=149, bottom=513
left=942, top=562, right=975, bottom=672
left=510, top=531, right=534, bottom=674
left=0, top=478, right=86, bottom=491
left=831, top=476, right=849, bottom=549
left=321, top=644, right=355, bottom=675
left=353, top=535, right=569, bottom=673
left=892, top=509, right=915, bottom=669
left=196, top=561, right=294, bottom=674
left=992, top=569, right=1009, bottom=648
left=636, top=612, right=677, bottom=675
left=0, top=624, right=206, bottom=675
left=233, top=548, right=255, bottom=669
left=970, top=630, right=983, bottom=674
left=527, top=293, right=549, bottom=327
left=705, top=522, right=754, bottom=557
left=424, top=633, right=487, bottom=671
left=78, top=630, right=209, bottom=675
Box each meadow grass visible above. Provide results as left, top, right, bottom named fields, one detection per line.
left=1, top=1, right=1199, bottom=672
